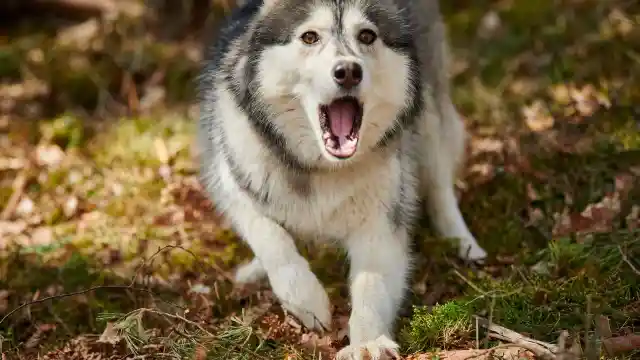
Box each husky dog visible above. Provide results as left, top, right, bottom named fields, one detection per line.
left=198, top=0, right=488, bottom=358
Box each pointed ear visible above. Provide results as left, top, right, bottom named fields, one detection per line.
left=236, top=0, right=282, bottom=8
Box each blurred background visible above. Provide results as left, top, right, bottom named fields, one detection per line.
left=1, top=0, right=639, bottom=359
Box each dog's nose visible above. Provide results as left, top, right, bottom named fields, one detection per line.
left=332, top=61, right=362, bottom=89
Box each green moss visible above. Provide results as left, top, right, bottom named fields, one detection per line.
left=402, top=300, right=474, bottom=353
left=403, top=234, right=639, bottom=351
left=91, top=116, right=194, bottom=168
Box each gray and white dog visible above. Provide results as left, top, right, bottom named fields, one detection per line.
left=198, top=0, right=487, bottom=358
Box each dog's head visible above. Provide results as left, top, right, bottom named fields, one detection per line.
left=244, top=0, right=421, bottom=167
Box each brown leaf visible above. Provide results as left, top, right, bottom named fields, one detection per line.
left=15, top=196, right=35, bottom=217
left=523, top=100, right=554, bottom=132
left=0, top=220, right=27, bottom=236
left=602, top=334, right=640, bottom=355
left=56, top=19, right=100, bottom=50
left=35, top=144, right=65, bottom=168
left=29, top=227, right=54, bottom=247
left=192, top=344, right=207, bottom=360
left=97, top=322, right=122, bottom=345
left=470, top=137, right=504, bottom=156
left=63, top=196, right=79, bottom=218
left=299, top=332, right=334, bottom=355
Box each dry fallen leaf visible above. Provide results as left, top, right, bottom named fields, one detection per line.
left=29, top=227, right=54, bottom=247
left=192, top=345, right=208, bottom=360
left=63, top=196, right=79, bottom=218
left=470, top=137, right=504, bottom=156
left=15, top=196, right=35, bottom=217
left=0, top=220, right=27, bottom=236
left=299, top=332, right=334, bottom=355
left=523, top=100, right=554, bottom=132
left=35, top=144, right=65, bottom=168
left=97, top=322, right=123, bottom=345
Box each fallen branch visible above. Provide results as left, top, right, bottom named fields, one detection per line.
left=475, top=316, right=558, bottom=360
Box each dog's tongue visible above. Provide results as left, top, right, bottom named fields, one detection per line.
left=328, top=100, right=356, bottom=138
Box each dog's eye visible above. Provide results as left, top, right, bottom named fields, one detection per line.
left=357, top=29, right=377, bottom=45
left=300, top=31, right=320, bottom=45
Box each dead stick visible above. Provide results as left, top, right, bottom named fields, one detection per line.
left=475, top=316, right=557, bottom=360
left=618, top=245, right=640, bottom=276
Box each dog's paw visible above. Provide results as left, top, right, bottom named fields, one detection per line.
left=270, top=263, right=332, bottom=333
left=336, top=335, right=401, bottom=360
left=234, top=258, right=267, bottom=285
left=458, top=238, right=488, bottom=264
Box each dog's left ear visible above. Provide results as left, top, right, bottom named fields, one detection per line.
left=235, top=0, right=282, bottom=9
left=260, top=0, right=284, bottom=11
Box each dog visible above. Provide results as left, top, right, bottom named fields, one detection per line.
left=197, top=0, right=488, bottom=358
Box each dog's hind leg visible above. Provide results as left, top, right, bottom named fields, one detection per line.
left=418, top=99, right=487, bottom=262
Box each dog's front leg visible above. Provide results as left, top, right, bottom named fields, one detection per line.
left=336, top=217, right=410, bottom=360
left=227, top=201, right=332, bottom=333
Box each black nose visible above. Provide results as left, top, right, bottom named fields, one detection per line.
left=332, top=61, right=362, bottom=89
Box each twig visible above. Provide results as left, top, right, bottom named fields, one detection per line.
left=137, top=308, right=214, bottom=338
left=475, top=316, right=557, bottom=360
left=130, top=243, right=233, bottom=288
left=618, top=245, right=640, bottom=276
left=0, top=285, right=184, bottom=327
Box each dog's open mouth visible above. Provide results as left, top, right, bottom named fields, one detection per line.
left=319, top=96, right=363, bottom=159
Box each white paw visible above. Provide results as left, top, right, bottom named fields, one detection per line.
left=269, top=263, right=332, bottom=333
left=457, top=236, right=488, bottom=263
left=336, top=335, right=401, bottom=360
left=234, top=258, right=267, bottom=285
